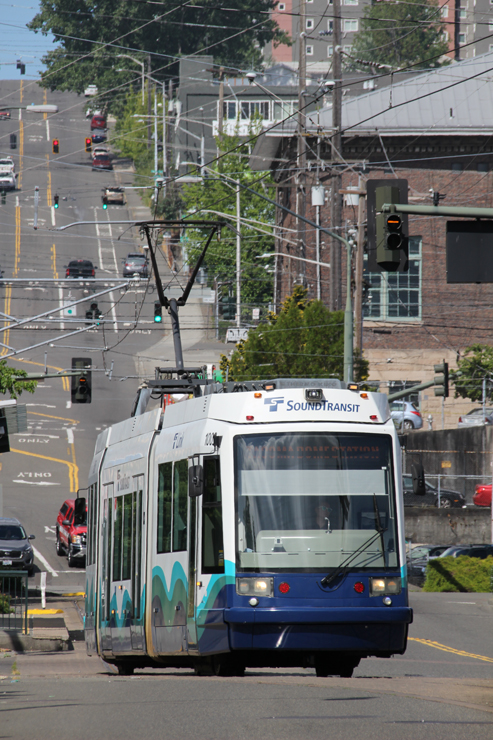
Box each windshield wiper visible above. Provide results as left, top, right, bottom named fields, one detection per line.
left=320, top=495, right=388, bottom=588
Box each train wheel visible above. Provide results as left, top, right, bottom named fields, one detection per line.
left=213, top=655, right=245, bottom=677
left=116, top=663, right=134, bottom=676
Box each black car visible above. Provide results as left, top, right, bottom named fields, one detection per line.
left=402, top=474, right=466, bottom=508
left=91, top=132, right=107, bottom=145
left=122, top=253, right=149, bottom=278
left=0, top=517, right=35, bottom=576
left=65, top=259, right=97, bottom=278
left=430, top=544, right=493, bottom=560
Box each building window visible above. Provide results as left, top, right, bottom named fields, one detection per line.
left=240, top=100, right=270, bottom=120
left=306, top=45, right=314, bottom=55
left=458, top=32, right=466, bottom=43
left=441, top=6, right=448, bottom=17
left=343, top=19, right=358, bottom=32
left=223, top=101, right=237, bottom=120
left=328, top=19, right=333, bottom=33
left=364, top=236, right=422, bottom=321
left=306, top=18, right=314, bottom=29
left=278, top=2, right=285, bottom=8
left=344, top=0, right=358, bottom=4
left=273, top=100, right=296, bottom=119
left=489, top=21, right=493, bottom=30
left=344, top=45, right=352, bottom=54
left=459, top=8, right=466, bottom=18
left=327, top=45, right=333, bottom=56
left=442, top=31, right=448, bottom=42
left=490, top=43, right=493, bottom=51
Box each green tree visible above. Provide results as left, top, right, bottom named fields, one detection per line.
left=453, top=344, right=493, bottom=403
left=0, top=361, right=37, bottom=399
left=181, top=131, right=275, bottom=311
left=351, top=0, right=449, bottom=70
left=221, top=286, right=369, bottom=382
left=28, top=0, right=290, bottom=99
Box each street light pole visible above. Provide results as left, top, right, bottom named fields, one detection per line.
left=116, top=54, right=145, bottom=105
left=236, top=180, right=241, bottom=328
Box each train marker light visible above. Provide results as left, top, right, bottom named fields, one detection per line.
left=279, top=582, right=290, bottom=594
left=246, top=415, right=254, bottom=421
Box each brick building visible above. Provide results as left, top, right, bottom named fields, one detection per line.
left=250, top=52, right=493, bottom=427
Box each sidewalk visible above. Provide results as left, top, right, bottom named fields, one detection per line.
left=0, top=594, right=84, bottom=653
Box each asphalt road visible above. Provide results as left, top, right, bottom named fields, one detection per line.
left=0, top=593, right=492, bottom=740
left=0, top=79, right=220, bottom=593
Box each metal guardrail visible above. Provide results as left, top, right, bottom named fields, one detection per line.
left=0, top=570, right=29, bottom=634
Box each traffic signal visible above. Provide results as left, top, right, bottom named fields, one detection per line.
left=85, top=137, right=92, bottom=153
left=52, top=139, right=59, bottom=154
left=71, top=358, right=92, bottom=404
left=85, top=302, right=102, bottom=325
left=434, top=360, right=449, bottom=398
left=20, top=64, right=25, bottom=75
left=9, top=134, right=16, bottom=150
left=221, top=292, right=235, bottom=320
left=1, top=191, right=6, bottom=205
left=366, top=180, right=409, bottom=272
left=53, top=194, right=59, bottom=209
left=102, top=194, right=108, bottom=210
left=154, top=301, right=163, bottom=323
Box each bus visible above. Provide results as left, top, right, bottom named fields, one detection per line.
left=84, top=377, right=412, bottom=676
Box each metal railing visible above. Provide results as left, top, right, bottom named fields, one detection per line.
left=0, top=570, right=29, bottom=634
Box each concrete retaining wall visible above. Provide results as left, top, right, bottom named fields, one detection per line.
left=405, top=507, right=492, bottom=545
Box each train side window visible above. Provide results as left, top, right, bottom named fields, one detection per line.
left=173, top=459, right=189, bottom=552
left=157, top=462, right=172, bottom=553
left=113, top=497, right=123, bottom=581
left=122, top=493, right=133, bottom=580
left=202, top=457, right=224, bottom=574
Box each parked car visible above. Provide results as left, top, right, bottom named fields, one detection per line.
left=104, top=186, right=124, bottom=205
left=429, top=544, right=493, bottom=560
left=65, top=259, right=97, bottom=278
left=90, top=114, right=106, bottom=130
left=91, top=132, right=107, bottom=145
left=407, top=544, right=449, bottom=581
left=0, top=110, right=11, bottom=120
left=92, top=145, right=110, bottom=158
left=84, top=84, right=98, bottom=97
left=0, top=171, right=15, bottom=191
left=458, top=407, right=493, bottom=427
left=473, top=483, right=492, bottom=507
left=0, top=517, right=35, bottom=576
left=390, top=400, right=423, bottom=430
left=0, top=157, right=14, bottom=172
left=56, top=499, right=87, bottom=567
left=92, top=153, right=112, bottom=171
left=122, top=253, right=149, bottom=278
left=402, top=474, right=466, bottom=508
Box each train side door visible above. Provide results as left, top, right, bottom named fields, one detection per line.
left=193, top=456, right=228, bottom=654
left=152, top=459, right=189, bottom=654
left=99, top=483, right=113, bottom=654
left=130, top=476, right=145, bottom=651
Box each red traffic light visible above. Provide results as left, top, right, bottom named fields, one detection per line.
left=52, top=139, right=59, bottom=154
left=85, top=137, right=92, bottom=153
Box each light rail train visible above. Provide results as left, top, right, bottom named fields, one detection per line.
left=84, top=376, right=413, bottom=676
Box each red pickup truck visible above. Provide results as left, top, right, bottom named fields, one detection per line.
left=56, top=498, right=87, bottom=567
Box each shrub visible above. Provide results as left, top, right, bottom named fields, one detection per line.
left=0, top=592, right=11, bottom=614
left=423, top=555, right=493, bottom=592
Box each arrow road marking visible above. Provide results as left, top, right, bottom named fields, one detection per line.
left=44, top=526, right=56, bottom=534
left=13, top=480, right=60, bottom=486
left=32, top=546, right=58, bottom=577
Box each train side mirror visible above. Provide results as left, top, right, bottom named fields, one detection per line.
left=189, top=465, right=204, bottom=498
left=412, top=463, right=426, bottom=495
left=74, top=496, right=86, bottom=525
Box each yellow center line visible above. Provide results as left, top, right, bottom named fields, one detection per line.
left=14, top=203, right=21, bottom=277
left=28, top=411, right=79, bottom=424
left=51, top=244, right=58, bottom=280
left=11, top=448, right=79, bottom=493
left=409, top=637, right=493, bottom=663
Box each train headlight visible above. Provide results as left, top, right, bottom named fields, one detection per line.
left=236, top=577, right=274, bottom=597
left=369, top=576, right=401, bottom=596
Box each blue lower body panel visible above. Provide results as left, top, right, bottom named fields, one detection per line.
left=224, top=606, right=412, bottom=654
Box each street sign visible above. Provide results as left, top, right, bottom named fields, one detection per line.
left=252, top=308, right=260, bottom=320
left=63, top=300, right=76, bottom=317
left=202, top=290, right=215, bottom=304
left=446, top=221, right=493, bottom=282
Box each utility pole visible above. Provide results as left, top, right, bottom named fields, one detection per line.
left=354, top=179, right=366, bottom=353
left=218, top=66, right=224, bottom=135
left=236, top=181, right=241, bottom=328
left=330, top=0, right=343, bottom=310
left=297, top=0, right=307, bottom=287
left=147, top=53, right=152, bottom=150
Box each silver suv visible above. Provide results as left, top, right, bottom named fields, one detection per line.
left=0, top=517, right=35, bottom=576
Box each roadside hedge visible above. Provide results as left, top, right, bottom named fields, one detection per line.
left=423, top=555, right=493, bottom=592
left=0, top=593, right=11, bottom=614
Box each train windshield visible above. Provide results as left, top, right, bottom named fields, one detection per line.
left=235, top=432, right=398, bottom=573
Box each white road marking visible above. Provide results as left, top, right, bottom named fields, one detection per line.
left=94, top=208, right=118, bottom=333
left=44, top=526, right=56, bottom=534
left=16, top=195, right=19, bottom=207
left=46, top=118, right=50, bottom=141
left=33, top=546, right=58, bottom=577
left=66, top=428, right=74, bottom=444
left=66, top=400, right=72, bottom=408
left=26, top=404, right=56, bottom=408
left=13, top=480, right=60, bottom=486
left=51, top=205, right=55, bottom=227
left=18, top=108, right=22, bottom=121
